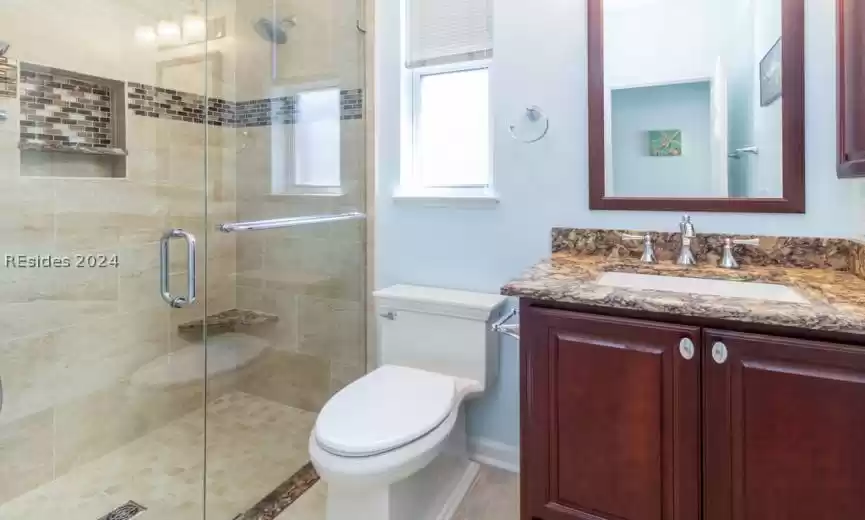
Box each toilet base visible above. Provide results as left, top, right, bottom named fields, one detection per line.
left=325, top=458, right=479, bottom=520
left=321, top=409, right=479, bottom=520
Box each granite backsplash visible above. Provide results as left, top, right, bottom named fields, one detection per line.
left=551, top=228, right=865, bottom=275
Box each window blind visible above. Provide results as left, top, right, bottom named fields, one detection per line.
left=406, top=0, right=493, bottom=68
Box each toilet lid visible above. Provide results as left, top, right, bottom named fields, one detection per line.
left=315, top=365, right=456, bottom=457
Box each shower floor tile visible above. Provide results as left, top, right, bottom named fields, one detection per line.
left=0, top=392, right=317, bottom=520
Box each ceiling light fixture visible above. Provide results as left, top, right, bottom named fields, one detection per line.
left=156, top=20, right=182, bottom=45
left=182, top=15, right=208, bottom=43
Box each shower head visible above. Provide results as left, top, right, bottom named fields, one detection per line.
left=0, top=41, right=9, bottom=57
left=252, top=17, right=295, bottom=44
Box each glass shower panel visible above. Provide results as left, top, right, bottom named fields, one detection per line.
left=204, top=0, right=368, bottom=517
left=0, top=1, right=211, bottom=520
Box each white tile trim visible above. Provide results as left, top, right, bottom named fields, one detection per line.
left=468, top=436, right=520, bottom=473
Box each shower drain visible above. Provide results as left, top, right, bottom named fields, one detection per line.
left=97, top=501, right=147, bottom=520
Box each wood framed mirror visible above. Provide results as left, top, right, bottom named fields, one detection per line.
left=588, top=0, right=805, bottom=213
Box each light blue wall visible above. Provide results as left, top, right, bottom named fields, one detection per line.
left=375, top=0, right=861, bottom=450
left=611, top=82, right=713, bottom=197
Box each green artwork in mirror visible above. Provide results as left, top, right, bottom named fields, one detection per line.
left=648, top=129, right=682, bottom=157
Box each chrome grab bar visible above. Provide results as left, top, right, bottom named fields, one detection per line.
left=160, top=229, right=197, bottom=308
left=492, top=308, right=520, bottom=340
left=218, top=212, right=366, bottom=233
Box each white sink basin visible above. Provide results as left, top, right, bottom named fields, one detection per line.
left=596, top=272, right=809, bottom=304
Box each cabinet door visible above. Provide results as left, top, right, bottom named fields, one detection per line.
left=838, top=0, right=865, bottom=177
left=703, top=329, right=865, bottom=520
left=521, top=303, right=701, bottom=520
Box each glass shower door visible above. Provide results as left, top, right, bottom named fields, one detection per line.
left=0, top=1, right=211, bottom=519
left=203, top=0, right=369, bottom=518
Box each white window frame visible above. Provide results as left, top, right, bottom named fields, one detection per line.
left=269, top=81, right=346, bottom=198
left=394, top=59, right=498, bottom=206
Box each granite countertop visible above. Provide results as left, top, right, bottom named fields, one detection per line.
left=502, top=252, right=865, bottom=336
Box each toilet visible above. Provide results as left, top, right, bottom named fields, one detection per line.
left=309, top=285, right=508, bottom=520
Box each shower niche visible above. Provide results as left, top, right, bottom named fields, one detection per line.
left=18, top=63, right=127, bottom=178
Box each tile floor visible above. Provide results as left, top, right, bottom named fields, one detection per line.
left=452, top=466, right=520, bottom=520
left=0, top=392, right=316, bottom=520
left=0, top=388, right=519, bottom=520
left=275, top=465, right=520, bottom=520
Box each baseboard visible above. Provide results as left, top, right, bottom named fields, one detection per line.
left=468, top=437, right=520, bottom=474
left=436, top=461, right=481, bottom=520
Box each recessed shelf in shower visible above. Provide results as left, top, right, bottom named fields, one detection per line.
left=18, top=63, right=128, bottom=178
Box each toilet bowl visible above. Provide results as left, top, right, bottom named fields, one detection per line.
left=309, top=285, right=508, bottom=520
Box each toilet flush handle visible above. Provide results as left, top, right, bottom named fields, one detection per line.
left=492, top=308, right=520, bottom=340
left=380, top=311, right=397, bottom=320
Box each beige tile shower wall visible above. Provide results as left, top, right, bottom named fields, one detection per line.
left=230, top=0, right=368, bottom=412
left=0, top=0, right=237, bottom=100
left=235, top=0, right=364, bottom=101
left=0, top=111, right=222, bottom=506
left=0, top=2, right=240, bottom=505
left=234, top=119, right=367, bottom=412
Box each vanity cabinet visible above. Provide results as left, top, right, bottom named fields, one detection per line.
left=702, top=330, right=865, bottom=520
left=521, top=307, right=701, bottom=520
left=837, top=0, right=865, bottom=177
left=521, top=302, right=865, bottom=520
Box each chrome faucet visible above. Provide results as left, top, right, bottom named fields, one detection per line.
left=677, top=215, right=697, bottom=266
left=623, top=233, right=657, bottom=264
left=719, top=237, right=760, bottom=269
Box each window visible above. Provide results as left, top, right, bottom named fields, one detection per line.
left=398, top=0, right=495, bottom=202
left=414, top=63, right=490, bottom=189
left=271, top=87, right=342, bottom=195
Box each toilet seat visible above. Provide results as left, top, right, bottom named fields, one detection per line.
left=315, top=365, right=456, bottom=457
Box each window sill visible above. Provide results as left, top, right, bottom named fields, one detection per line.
left=392, top=186, right=500, bottom=208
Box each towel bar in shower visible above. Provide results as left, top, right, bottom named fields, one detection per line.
left=218, top=212, right=366, bottom=233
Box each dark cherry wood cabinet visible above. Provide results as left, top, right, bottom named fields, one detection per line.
left=838, top=0, right=865, bottom=177
left=521, top=300, right=865, bottom=520
left=520, top=305, right=701, bottom=520
left=702, top=329, right=865, bottom=520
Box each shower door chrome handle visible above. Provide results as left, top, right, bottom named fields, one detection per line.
left=160, top=229, right=197, bottom=308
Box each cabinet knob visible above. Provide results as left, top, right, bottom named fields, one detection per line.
left=679, top=338, right=695, bottom=360
left=712, top=342, right=728, bottom=364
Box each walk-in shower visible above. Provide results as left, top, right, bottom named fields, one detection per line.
left=0, top=0, right=368, bottom=518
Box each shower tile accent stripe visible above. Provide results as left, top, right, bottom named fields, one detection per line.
left=128, top=82, right=210, bottom=125
left=19, top=68, right=116, bottom=149
left=126, top=83, right=364, bottom=127
left=235, top=96, right=297, bottom=127
left=340, top=88, right=363, bottom=120
left=0, top=57, right=16, bottom=98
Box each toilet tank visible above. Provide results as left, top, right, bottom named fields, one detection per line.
left=374, top=285, right=509, bottom=392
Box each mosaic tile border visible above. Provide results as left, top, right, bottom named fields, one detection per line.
left=19, top=67, right=116, bottom=149
left=127, top=83, right=364, bottom=128
left=234, top=461, right=320, bottom=520
left=340, top=88, right=363, bottom=120
left=0, top=57, right=16, bottom=99
left=235, top=96, right=295, bottom=127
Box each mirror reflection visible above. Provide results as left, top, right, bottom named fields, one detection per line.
left=603, top=0, right=783, bottom=199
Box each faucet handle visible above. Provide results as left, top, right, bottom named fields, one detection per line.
left=720, top=237, right=760, bottom=269
left=622, top=233, right=657, bottom=264
left=680, top=215, right=696, bottom=237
